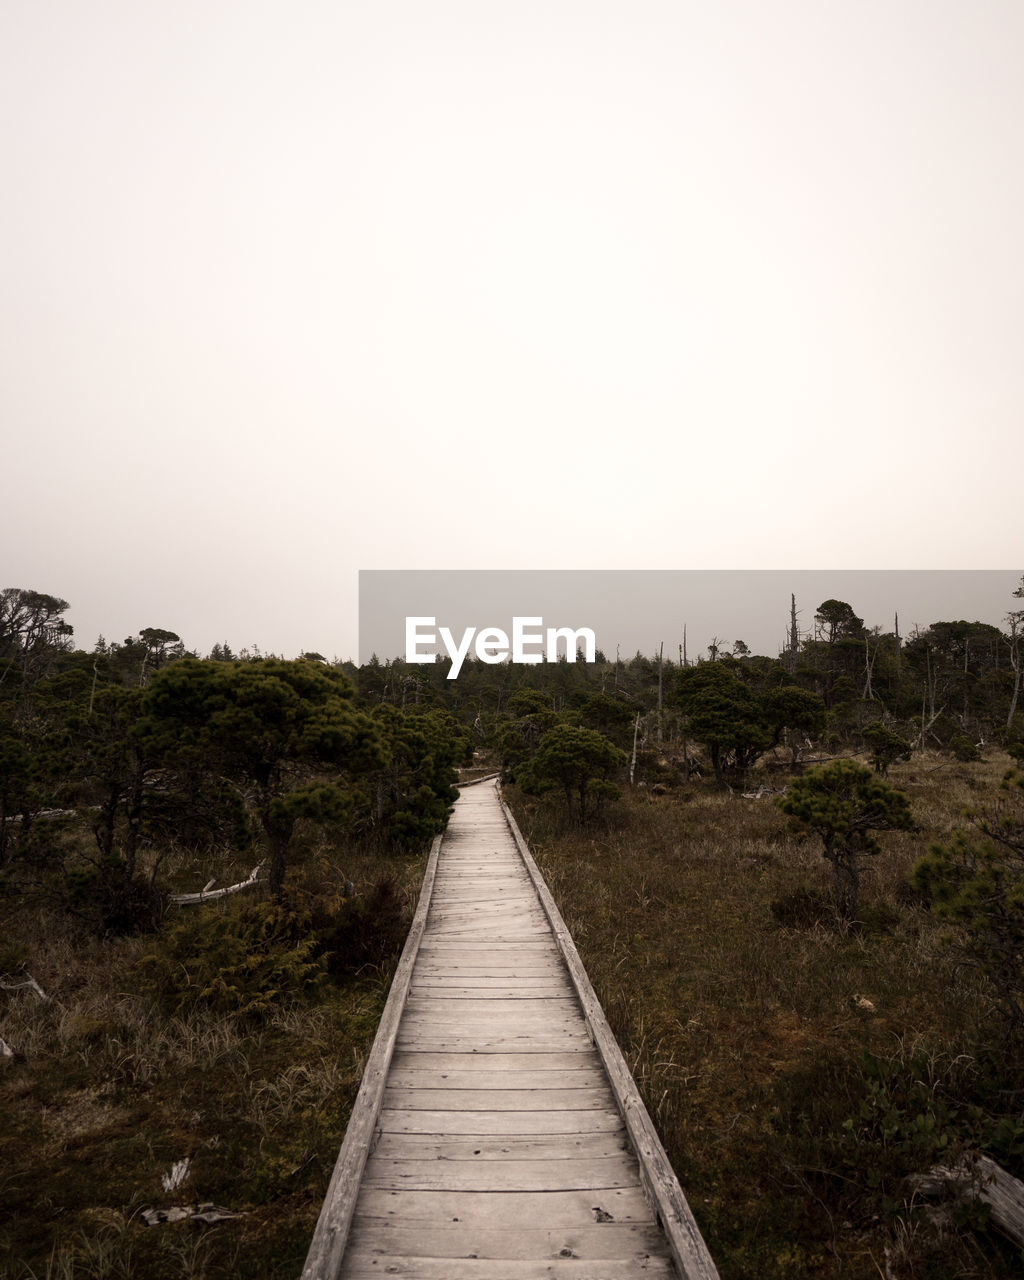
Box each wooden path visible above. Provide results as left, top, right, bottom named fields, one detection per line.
left=303, top=780, right=718, bottom=1279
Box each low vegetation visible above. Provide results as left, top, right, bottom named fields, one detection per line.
left=0, top=834, right=421, bottom=1279
left=506, top=750, right=1024, bottom=1280
left=3, top=582, right=1023, bottom=1277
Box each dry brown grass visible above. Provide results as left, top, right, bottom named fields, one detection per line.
left=507, top=749, right=1022, bottom=1280
left=0, top=835, right=424, bottom=1279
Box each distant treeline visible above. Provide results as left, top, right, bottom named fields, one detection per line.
left=2, top=584, right=1022, bottom=890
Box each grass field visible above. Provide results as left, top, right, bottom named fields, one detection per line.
left=3, top=753, right=1021, bottom=1278
left=0, top=834, right=421, bottom=1280
left=505, top=749, right=1024, bottom=1279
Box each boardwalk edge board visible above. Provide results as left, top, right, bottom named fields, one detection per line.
left=499, top=791, right=721, bottom=1280
left=301, top=832, right=443, bottom=1280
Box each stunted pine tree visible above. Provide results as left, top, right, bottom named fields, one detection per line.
left=778, top=759, right=914, bottom=925
left=519, top=724, right=625, bottom=823
left=144, top=658, right=386, bottom=895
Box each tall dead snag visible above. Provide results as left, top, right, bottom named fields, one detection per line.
left=1007, top=578, right=1023, bottom=729
left=630, top=712, right=641, bottom=786
left=786, top=593, right=800, bottom=673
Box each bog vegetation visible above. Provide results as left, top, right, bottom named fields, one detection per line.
left=1, top=582, right=1023, bottom=1277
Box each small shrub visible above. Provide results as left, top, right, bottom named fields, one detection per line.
left=777, top=759, right=915, bottom=925
left=136, top=897, right=326, bottom=1020
left=318, top=873, right=409, bottom=975
left=911, top=769, right=1024, bottom=1029
left=65, top=861, right=166, bottom=935
left=781, top=1046, right=980, bottom=1220
left=518, top=725, right=625, bottom=823
left=861, top=721, right=912, bottom=775
left=949, top=733, right=982, bottom=763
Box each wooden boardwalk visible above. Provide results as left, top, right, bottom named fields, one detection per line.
left=303, top=780, right=718, bottom=1280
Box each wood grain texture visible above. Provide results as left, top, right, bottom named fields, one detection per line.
left=344, top=1220, right=668, bottom=1262
left=337, top=1254, right=676, bottom=1278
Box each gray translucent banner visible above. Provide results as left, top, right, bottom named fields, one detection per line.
left=358, top=570, right=1022, bottom=674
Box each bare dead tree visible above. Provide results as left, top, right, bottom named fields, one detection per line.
left=629, top=712, right=641, bottom=786
left=1007, top=610, right=1023, bottom=730
left=862, top=631, right=879, bottom=701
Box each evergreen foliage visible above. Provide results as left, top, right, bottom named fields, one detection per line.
left=912, top=769, right=1024, bottom=1027
left=137, top=898, right=327, bottom=1020
left=142, top=658, right=386, bottom=894
left=778, top=759, right=915, bottom=924
left=518, top=724, right=626, bottom=822
left=860, top=721, right=913, bottom=775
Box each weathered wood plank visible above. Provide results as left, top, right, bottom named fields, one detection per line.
left=376, top=1108, right=625, bottom=1136
left=412, top=969, right=567, bottom=981
left=405, top=992, right=578, bottom=1007
left=339, top=1254, right=676, bottom=1278
left=371, top=1132, right=629, bottom=1162
left=387, top=1051, right=593, bottom=1073
left=409, top=977, right=568, bottom=988
left=385, top=1066, right=607, bottom=1091
left=426, top=914, right=549, bottom=929
left=361, top=1156, right=642, bottom=1193
left=431, top=881, right=536, bottom=890
left=350, top=1185, right=658, bottom=1227
left=394, top=1034, right=594, bottom=1054
left=410, top=991, right=573, bottom=1004
left=425, top=928, right=552, bottom=941
left=413, top=962, right=567, bottom=975
left=344, top=1221, right=668, bottom=1262
left=412, top=960, right=560, bottom=969
left=397, top=1015, right=584, bottom=1035
left=431, top=885, right=534, bottom=897
left=417, top=940, right=557, bottom=952
left=382, top=1086, right=616, bottom=1112
left=427, top=911, right=548, bottom=923
left=401, top=993, right=581, bottom=1013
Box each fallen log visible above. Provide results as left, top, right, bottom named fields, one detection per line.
left=142, top=1203, right=244, bottom=1227
left=909, top=1153, right=1024, bottom=1247
left=170, top=861, right=265, bottom=905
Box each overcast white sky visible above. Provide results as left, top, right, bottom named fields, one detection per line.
left=3, top=1, right=1022, bottom=660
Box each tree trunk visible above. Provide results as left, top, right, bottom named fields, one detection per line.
left=829, top=855, right=858, bottom=925
left=94, top=785, right=118, bottom=860
left=862, top=636, right=876, bottom=701
left=264, top=816, right=294, bottom=897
